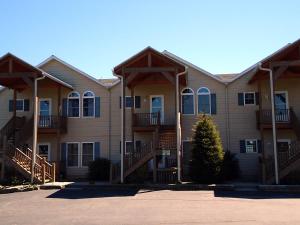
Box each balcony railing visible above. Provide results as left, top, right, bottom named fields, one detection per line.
left=256, top=109, right=291, bottom=125
left=132, top=112, right=176, bottom=127
left=38, top=115, right=67, bottom=133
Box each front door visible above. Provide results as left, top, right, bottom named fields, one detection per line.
left=39, top=99, right=52, bottom=127
left=275, top=91, right=289, bottom=122
left=38, top=143, right=51, bottom=161
left=150, top=95, right=164, bottom=125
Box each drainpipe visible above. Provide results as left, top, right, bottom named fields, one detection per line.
left=108, top=88, right=112, bottom=161
left=114, top=73, right=124, bottom=183
left=258, top=63, right=279, bottom=185
left=31, top=75, right=46, bottom=183
left=225, top=84, right=231, bottom=151
left=176, top=67, right=188, bottom=183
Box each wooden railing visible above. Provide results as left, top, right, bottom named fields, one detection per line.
left=133, top=112, right=161, bottom=127
left=157, top=169, right=177, bottom=183
left=256, top=109, right=291, bottom=125
left=38, top=115, right=67, bottom=133
left=158, top=132, right=177, bottom=150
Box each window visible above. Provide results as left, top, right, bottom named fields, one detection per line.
left=125, top=96, right=133, bottom=108
left=68, top=92, right=80, bottom=117
left=82, top=142, right=94, bottom=167
left=245, top=139, right=257, bottom=153
left=244, top=92, right=255, bottom=105
left=16, top=99, right=24, bottom=111
left=38, top=143, right=50, bottom=161
left=125, top=141, right=133, bottom=154
left=181, top=88, right=194, bottom=115
left=197, top=87, right=211, bottom=114
left=83, top=91, right=95, bottom=117
left=67, top=143, right=79, bottom=167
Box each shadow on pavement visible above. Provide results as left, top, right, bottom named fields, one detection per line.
left=214, top=190, right=300, bottom=199
left=47, top=187, right=142, bottom=199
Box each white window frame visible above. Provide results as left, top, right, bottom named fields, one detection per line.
left=181, top=88, right=195, bottom=115
left=66, top=142, right=80, bottom=168
left=243, top=92, right=256, bottom=106
left=37, top=142, right=51, bottom=161
left=67, top=91, right=80, bottom=118
left=16, top=99, right=25, bottom=112
left=275, top=91, right=289, bottom=109
left=197, top=87, right=211, bottom=115
left=82, top=91, right=95, bottom=118
left=245, top=139, right=258, bottom=153
left=81, top=142, right=95, bottom=168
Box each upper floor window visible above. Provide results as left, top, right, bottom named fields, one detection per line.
left=83, top=91, right=95, bottom=117
left=181, top=88, right=194, bottom=115
left=197, top=87, right=211, bottom=114
left=68, top=91, right=80, bottom=118
left=16, top=99, right=24, bottom=111
left=244, top=92, right=255, bottom=105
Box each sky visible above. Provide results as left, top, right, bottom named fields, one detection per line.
left=1, top=0, right=300, bottom=78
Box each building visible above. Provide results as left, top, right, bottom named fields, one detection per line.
left=1, top=39, right=300, bottom=184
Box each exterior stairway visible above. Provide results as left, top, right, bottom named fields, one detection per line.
left=0, top=116, right=55, bottom=183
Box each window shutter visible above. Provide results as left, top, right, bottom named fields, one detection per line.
left=94, top=142, right=100, bottom=159
left=255, top=92, right=260, bottom=105
left=238, top=93, right=244, bottom=106
left=119, top=141, right=121, bottom=154
left=60, top=143, right=67, bottom=162
left=24, top=99, right=30, bottom=111
left=119, top=96, right=122, bottom=109
left=257, top=140, right=262, bottom=153
left=62, top=98, right=68, bottom=117
left=135, top=96, right=141, bottom=109
left=210, top=93, right=217, bottom=114
left=135, top=140, right=141, bottom=152
left=95, top=97, right=101, bottom=117
left=9, top=100, right=13, bottom=112
left=240, top=140, right=246, bottom=153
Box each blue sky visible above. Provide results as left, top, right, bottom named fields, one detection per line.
left=1, top=0, right=300, bottom=78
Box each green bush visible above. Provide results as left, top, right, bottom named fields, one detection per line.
left=219, top=151, right=240, bottom=182
left=88, top=158, right=111, bottom=181
left=189, top=115, right=224, bottom=183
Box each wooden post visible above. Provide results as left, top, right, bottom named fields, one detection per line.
left=153, top=129, right=157, bottom=183
left=56, top=85, right=61, bottom=177
left=121, top=67, right=126, bottom=183
left=0, top=136, right=7, bottom=179
left=51, top=162, right=56, bottom=182
left=42, top=164, right=46, bottom=184
left=13, top=90, right=17, bottom=145
left=131, top=87, right=135, bottom=150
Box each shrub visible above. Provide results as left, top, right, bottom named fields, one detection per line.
left=219, top=151, right=240, bottom=182
left=189, top=115, right=224, bottom=183
left=88, top=158, right=111, bottom=181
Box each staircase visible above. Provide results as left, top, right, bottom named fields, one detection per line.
left=0, top=116, right=55, bottom=183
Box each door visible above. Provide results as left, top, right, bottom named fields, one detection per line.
left=275, top=91, right=289, bottom=122
left=150, top=95, right=164, bottom=125
left=38, top=143, right=51, bottom=161
left=39, top=99, right=52, bottom=127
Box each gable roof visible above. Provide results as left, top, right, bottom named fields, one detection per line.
left=162, top=50, right=225, bottom=84
left=37, top=55, right=109, bottom=88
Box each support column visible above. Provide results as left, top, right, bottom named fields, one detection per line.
left=131, top=87, right=135, bottom=148
left=153, top=130, right=157, bottom=183
left=56, top=85, right=61, bottom=179
left=13, top=90, right=17, bottom=145
left=175, top=69, right=181, bottom=183
left=121, top=68, right=126, bottom=183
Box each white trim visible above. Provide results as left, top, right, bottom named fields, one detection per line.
left=197, top=87, right=211, bottom=115
left=243, top=92, right=256, bottom=106
left=181, top=88, right=195, bottom=115
left=82, top=91, right=95, bottom=118
left=66, top=142, right=80, bottom=168
left=38, top=98, right=52, bottom=115
left=277, top=139, right=291, bottom=144
left=245, top=139, right=258, bottom=154
left=81, top=142, right=95, bottom=168
left=67, top=91, right=80, bottom=118
left=37, top=55, right=108, bottom=89
left=150, top=95, right=164, bottom=123
left=37, top=142, right=51, bottom=161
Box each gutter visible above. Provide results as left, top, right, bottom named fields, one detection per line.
left=258, top=63, right=279, bottom=185
left=176, top=66, right=188, bottom=183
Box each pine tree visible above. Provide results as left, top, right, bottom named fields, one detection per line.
left=190, top=114, right=224, bottom=183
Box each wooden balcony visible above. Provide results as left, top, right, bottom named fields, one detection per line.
left=256, top=109, right=293, bottom=129
left=38, top=115, right=67, bottom=134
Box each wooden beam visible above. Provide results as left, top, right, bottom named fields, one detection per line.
left=274, top=65, right=288, bottom=80
left=124, top=67, right=176, bottom=73
left=0, top=72, right=37, bottom=78
left=9, top=58, right=13, bottom=74
left=126, top=72, right=138, bottom=85
left=270, top=60, right=300, bottom=68
left=161, top=72, right=176, bottom=85
left=148, top=53, right=152, bottom=67
left=22, top=76, right=34, bottom=88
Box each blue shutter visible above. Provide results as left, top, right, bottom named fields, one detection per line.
left=255, top=92, right=260, bottom=105
left=238, top=93, right=244, bottom=106
left=24, top=99, right=30, bottom=111
left=95, top=97, right=100, bottom=117
left=62, top=98, right=68, bottom=117
left=257, top=140, right=262, bottom=153
left=135, top=96, right=141, bottom=108
left=9, top=100, right=13, bottom=112
left=210, top=94, right=217, bottom=115
left=119, top=96, right=122, bottom=109
left=94, top=142, right=100, bottom=159
left=240, top=140, right=246, bottom=153
left=60, top=143, right=67, bottom=162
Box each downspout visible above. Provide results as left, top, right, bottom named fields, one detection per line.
left=108, top=87, right=112, bottom=161
left=225, top=83, right=231, bottom=151
left=31, top=75, right=46, bottom=183
left=176, top=66, right=188, bottom=183
left=114, top=73, right=124, bottom=183
left=258, top=63, right=279, bottom=185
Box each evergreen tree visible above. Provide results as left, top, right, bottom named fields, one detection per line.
left=190, top=115, right=224, bottom=183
